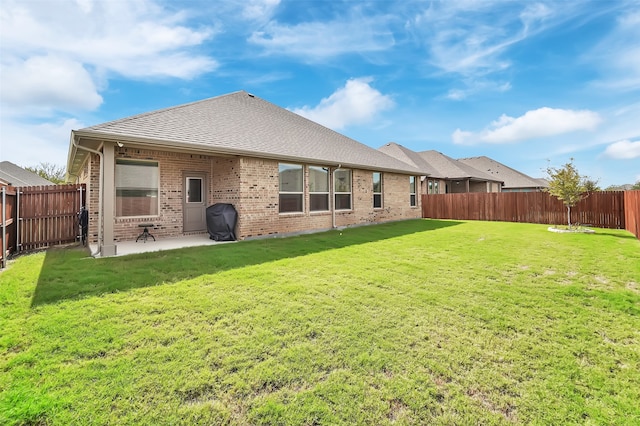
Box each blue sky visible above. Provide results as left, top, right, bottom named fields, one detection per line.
left=1, top=0, right=639, bottom=187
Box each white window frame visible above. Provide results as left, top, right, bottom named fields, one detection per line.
left=115, top=159, right=159, bottom=218
left=409, top=176, right=417, bottom=207
left=309, top=165, right=330, bottom=212
left=334, top=168, right=352, bottom=211
left=373, top=172, right=383, bottom=209
left=278, top=163, right=304, bottom=213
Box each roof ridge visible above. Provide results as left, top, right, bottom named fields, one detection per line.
left=70, top=91, right=423, bottom=176
left=82, top=91, right=247, bottom=131
left=458, top=156, right=543, bottom=185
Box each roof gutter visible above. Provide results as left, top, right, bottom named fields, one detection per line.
left=72, top=130, right=425, bottom=176
left=71, top=131, right=103, bottom=256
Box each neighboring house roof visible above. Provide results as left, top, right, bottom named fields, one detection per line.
left=416, top=150, right=502, bottom=182
left=535, top=178, right=550, bottom=188
left=378, top=142, right=438, bottom=176
left=457, top=156, right=549, bottom=189
left=68, top=91, right=423, bottom=176
left=0, top=161, right=54, bottom=186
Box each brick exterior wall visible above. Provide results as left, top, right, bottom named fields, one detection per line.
left=79, top=147, right=422, bottom=243
left=236, top=158, right=421, bottom=238
left=77, top=153, right=100, bottom=244
left=111, top=148, right=212, bottom=242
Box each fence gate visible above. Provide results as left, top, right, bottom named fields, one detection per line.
left=1, top=186, right=17, bottom=268
left=0, top=184, right=86, bottom=268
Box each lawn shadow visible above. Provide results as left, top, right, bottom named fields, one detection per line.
left=32, top=219, right=462, bottom=307
left=588, top=229, right=640, bottom=240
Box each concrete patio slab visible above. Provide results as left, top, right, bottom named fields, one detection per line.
left=90, top=233, right=233, bottom=257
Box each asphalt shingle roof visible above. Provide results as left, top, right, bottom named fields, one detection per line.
left=457, top=156, right=548, bottom=189
left=0, top=161, right=54, bottom=186
left=416, top=150, right=501, bottom=182
left=72, top=91, right=422, bottom=175
left=378, top=143, right=438, bottom=176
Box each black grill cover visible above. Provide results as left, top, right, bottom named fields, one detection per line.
left=206, top=203, right=237, bottom=241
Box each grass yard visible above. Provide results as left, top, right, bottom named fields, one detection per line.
left=1, top=219, right=639, bottom=425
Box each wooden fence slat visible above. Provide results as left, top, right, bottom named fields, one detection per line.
left=422, top=191, right=638, bottom=238
left=1, top=186, right=18, bottom=267
left=624, top=190, right=640, bottom=239
left=16, top=184, right=86, bottom=252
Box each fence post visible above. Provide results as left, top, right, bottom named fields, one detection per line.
left=16, top=188, right=20, bottom=254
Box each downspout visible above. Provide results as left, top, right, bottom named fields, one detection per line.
left=71, top=134, right=103, bottom=256
left=2, top=187, right=6, bottom=269
left=331, top=165, right=341, bottom=229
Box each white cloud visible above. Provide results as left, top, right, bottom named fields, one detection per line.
left=603, top=139, right=640, bottom=159
left=452, top=107, right=602, bottom=145
left=588, top=10, right=640, bottom=91
left=446, top=81, right=511, bottom=100
left=290, top=78, right=394, bottom=130
left=0, top=117, right=84, bottom=168
left=0, top=0, right=217, bottom=114
left=249, top=16, right=395, bottom=60
left=242, top=0, right=280, bottom=21
left=409, top=1, right=564, bottom=77
left=1, top=56, right=102, bottom=115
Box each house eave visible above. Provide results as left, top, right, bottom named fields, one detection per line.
left=69, top=130, right=426, bottom=176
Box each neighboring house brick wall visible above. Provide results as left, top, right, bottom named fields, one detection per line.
left=469, top=181, right=488, bottom=193
left=422, top=178, right=446, bottom=194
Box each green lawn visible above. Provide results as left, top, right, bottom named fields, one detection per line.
left=1, top=219, right=639, bottom=425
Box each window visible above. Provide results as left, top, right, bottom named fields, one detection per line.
left=409, top=176, right=417, bottom=207
left=186, top=177, right=203, bottom=203
left=373, top=172, right=382, bottom=208
left=428, top=179, right=440, bottom=194
left=334, top=169, right=352, bottom=210
left=115, top=159, right=159, bottom=217
left=309, top=166, right=329, bottom=211
left=279, top=163, right=303, bottom=213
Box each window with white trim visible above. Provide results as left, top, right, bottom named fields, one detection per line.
left=409, top=176, right=417, bottom=207
left=309, top=166, right=329, bottom=211
left=373, top=172, right=382, bottom=208
left=115, top=159, right=159, bottom=217
left=334, top=168, right=352, bottom=210
left=279, top=163, right=303, bottom=213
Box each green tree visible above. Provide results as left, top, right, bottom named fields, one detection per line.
left=545, top=159, right=588, bottom=229
left=24, top=162, right=66, bottom=184
left=633, top=181, right=640, bottom=190
left=583, top=178, right=600, bottom=192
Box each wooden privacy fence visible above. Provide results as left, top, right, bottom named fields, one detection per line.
left=1, top=184, right=86, bottom=268
left=625, top=190, right=640, bottom=239
left=1, top=186, right=17, bottom=268
left=422, top=191, right=640, bottom=238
